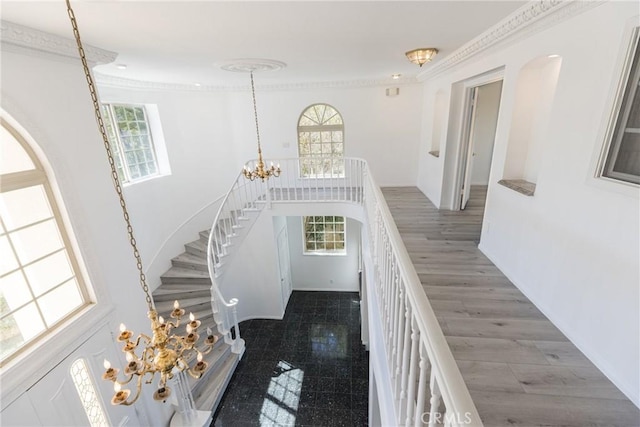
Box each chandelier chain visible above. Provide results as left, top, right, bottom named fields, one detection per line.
left=66, top=0, right=153, bottom=311
left=250, top=71, right=261, bottom=152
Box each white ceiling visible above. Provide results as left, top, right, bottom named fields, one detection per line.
left=1, top=1, right=526, bottom=87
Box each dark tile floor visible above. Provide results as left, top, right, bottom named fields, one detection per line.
left=212, top=291, right=369, bottom=427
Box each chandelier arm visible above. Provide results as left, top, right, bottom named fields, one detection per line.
left=65, top=0, right=154, bottom=312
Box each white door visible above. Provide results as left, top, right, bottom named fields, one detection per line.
left=460, top=86, right=479, bottom=210
left=276, top=226, right=292, bottom=308
left=1, top=323, right=141, bottom=427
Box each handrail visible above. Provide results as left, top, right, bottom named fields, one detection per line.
left=205, top=157, right=481, bottom=424
left=145, top=193, right=225, bottom=286
left=362, top=167, right=482, bottom=426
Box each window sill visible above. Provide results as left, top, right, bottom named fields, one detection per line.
left=121, top=172, right=168, bottom=188
left=303, top=251, right=347, bottom=257
left=498, top=179, right=536, bottom=196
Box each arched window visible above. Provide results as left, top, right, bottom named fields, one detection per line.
left=297, top=104, right=344, bottom=177
left=0, top=118, right=90, bottom=364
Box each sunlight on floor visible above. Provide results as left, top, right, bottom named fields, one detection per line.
left=259, top=361, right=304, bottom=426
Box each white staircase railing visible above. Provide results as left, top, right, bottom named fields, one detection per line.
left=206, top=157, right=481, bottom=426
left=362, top=168, right=483, bottom=426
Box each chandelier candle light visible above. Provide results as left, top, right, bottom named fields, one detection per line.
left=242, top=71, right=281, bottom=181
left=65, top=0, right=218, bottom=406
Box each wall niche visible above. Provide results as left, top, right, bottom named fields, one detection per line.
left=429, top=89, right=447, bottom=158
left=500, top=55, right=562, bottom=196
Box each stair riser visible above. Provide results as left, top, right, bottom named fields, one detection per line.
left=160, top=275, right=212, bottom=286
left=153, top=289, right=212, bottom=302
left=185, top=245, right=207, bottom=258
left=155, top=300, right=212, bottom=315
left=191, top=345, right=232, bottom=399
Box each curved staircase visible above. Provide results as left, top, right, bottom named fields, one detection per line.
left=151, top=228, right=240, bottom=412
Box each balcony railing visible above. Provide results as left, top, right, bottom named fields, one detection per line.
left=207, top=157, right=481, bottom=426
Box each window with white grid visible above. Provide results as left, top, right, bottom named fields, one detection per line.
left=0, top=119, right=90, bottom=365
left=303, top=216, right=346, bottom=254
left=70, top=358, right=109, bottom=427
left=102, top=104, right=160, bottom=184
left=297, top=104, right=344, bottom=178
left=599, top=28, right=640, bottom=185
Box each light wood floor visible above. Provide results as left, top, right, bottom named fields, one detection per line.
left=381, top=186, right=640, bottom=427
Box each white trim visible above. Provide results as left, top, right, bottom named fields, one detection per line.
left=95, top=72, right=420, bottom=92
left=0, top=21, right=116, bottom=65
left=588, top=15, right=640, bottom=197
left=419, top=0, right=604, bottom=80
left=450, top=68, right=505, bottom=210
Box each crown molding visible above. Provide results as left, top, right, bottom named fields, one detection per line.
left=418, top=0, right=605, bottom=80
left=0, top=20, right=116, bottom=65
left=94, top=72, right=420, bottom=93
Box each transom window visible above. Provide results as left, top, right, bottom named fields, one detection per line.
left=600, top=28, right=640, bottom=185
left=0, top=119, right=90, bottom=364
left=297, top=104, right=344, bottom=178
left=102, top=103, right=159, bottom=184
left=303, top=216, right=346, bottom=254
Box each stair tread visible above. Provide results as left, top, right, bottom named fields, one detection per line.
left=172, top=252, right=207, bottom=265
left=153, top=284, right=211, bottom=295
left=161, top=266, right=210, bottom=279
left=186, top=239, right=207, bottom=250
left=194, top=347, right=240, bottom=412
left=155, top=296, right=211, bottom=313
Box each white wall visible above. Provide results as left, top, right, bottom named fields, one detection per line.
left=96, top=86, right=239, bottom=289
left=470, top=80, right=502, bottom=185
left=416, top=2, right=640, bottom=404
left=286, top=216, right=360, bottom=292
left=95, top=82, right=423, bottom=289
left=219, top=211, right=285, bottom=322
left=227, top=84, right=423, bottom=187
left=1, top=49, right=170, bottom=425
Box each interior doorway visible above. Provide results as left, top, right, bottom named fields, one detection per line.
left=457, top=79, right=503, bottom=210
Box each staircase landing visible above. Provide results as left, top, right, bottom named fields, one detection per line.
left=382, top=186, right=639, bottom=427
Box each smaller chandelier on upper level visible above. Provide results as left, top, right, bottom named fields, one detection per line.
left=242, top=70, right=281, bottom=181
left=405, top=48, right=439, bottom=67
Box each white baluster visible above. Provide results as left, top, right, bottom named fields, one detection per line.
left=428, top=370, right=442, bottom=427
left=414, top=343, right=430, bottom=427
left=394, top=287, right=405, bottom=397
left=405, top=318, right=420, bottom=426
left=399, top=302, right=412, bottom=423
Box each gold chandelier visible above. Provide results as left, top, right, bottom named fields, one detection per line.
left=405, top=48, right=439, bottom=67
left=242, top=71, right=281, bottom=181
left=66, top=0, right=217, bottom=406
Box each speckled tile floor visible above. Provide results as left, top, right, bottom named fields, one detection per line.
left=212, top=291, right=369, bottom=427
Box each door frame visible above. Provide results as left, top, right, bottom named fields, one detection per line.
left=276, top=225, right=292, bottom=310
left=451, top=68, right=504, bottom=210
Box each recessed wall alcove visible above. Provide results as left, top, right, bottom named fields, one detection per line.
left=500, top=55, right=563, bottom=196
left=429, top=89, right=447, bottom=158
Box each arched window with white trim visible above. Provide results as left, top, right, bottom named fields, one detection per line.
left=0, top=118, right=91, bottom=365
left=297, top=104, right=344, bottom=177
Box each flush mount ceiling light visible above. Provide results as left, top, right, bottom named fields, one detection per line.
left=405, top=48, right=439, bottom=67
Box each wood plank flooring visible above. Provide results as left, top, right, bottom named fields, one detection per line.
left=381, top=186, right=639, bottom=427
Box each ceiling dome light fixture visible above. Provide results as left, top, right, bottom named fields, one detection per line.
left=405, top=48, right=439, bottom=67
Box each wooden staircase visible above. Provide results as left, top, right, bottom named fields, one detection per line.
left=152, top=228, right=241, bottom=413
